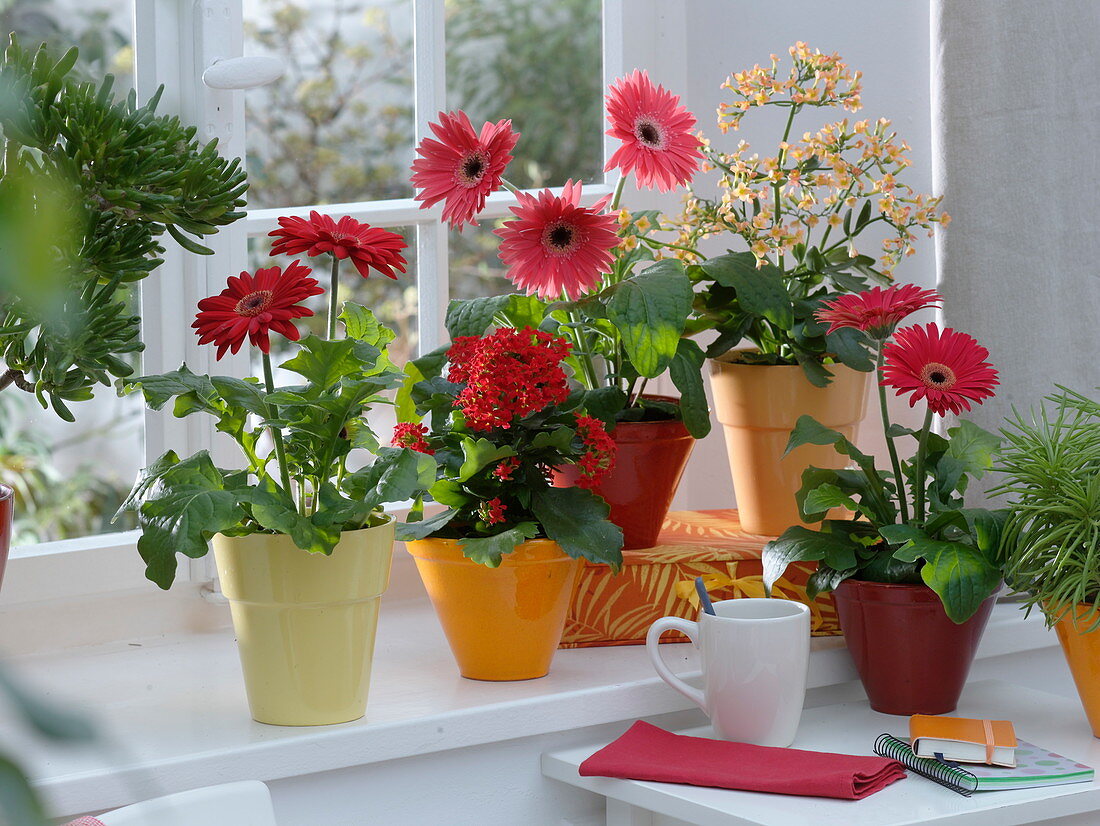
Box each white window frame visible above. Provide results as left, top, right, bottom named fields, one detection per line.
left=0, top=0, right=688, bottom=608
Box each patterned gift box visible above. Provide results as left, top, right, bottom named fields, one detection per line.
left=560, top=509, right=841, bottom=648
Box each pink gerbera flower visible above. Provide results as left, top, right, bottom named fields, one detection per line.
left=604, top=69, right=703, bottom=192
left=411, top=111, right=519, bottom=230
left=881, top=323, right=998, bottom=416
left=268, top=211, right=408, bottom=279
left=816, top=284, right=942, bottom=338
left=494, top=180, right=621, bottom=300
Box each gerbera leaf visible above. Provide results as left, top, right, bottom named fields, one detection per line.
left=606, top=259, right=693, bottom=378
left=946, top=419, right=1001, bottom=478
left=762, top=526, right=859, bottom=595
left=919, top=540, right=1001, bottom=623
left=395, top=508, right=458, bottom=541
left=279, top=335, right=362, bottom=390
left=669, top=337, right=711, bottom=438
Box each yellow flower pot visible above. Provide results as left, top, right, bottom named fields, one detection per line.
left=213, top=516, right=394, bottom=726
left=1053, top=604, right=1100, bottom=738
left=406, top=538, right=581, bottom=681
left=709, top=358, right=870, bottom=536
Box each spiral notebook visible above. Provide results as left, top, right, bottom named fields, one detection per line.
left=874, top=734, right=1094, bottom=796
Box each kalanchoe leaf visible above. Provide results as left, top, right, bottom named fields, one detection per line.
left=457, top=438, right=516, bottom=481
left=605, top=260, right=693, bottom=378
left=699, top=252, right=794, bottom=329
left=395, top=508, right=458, bottom=541
left=457, top=522, right=540, bottom=568
left=530, top=486, right=623, bottom=570
left=446, top=295, right=510, bottom=338
left=669, top=337, right=711, bottom=438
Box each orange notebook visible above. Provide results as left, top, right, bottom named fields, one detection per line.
left=909, top=715, right=1017, bottom=767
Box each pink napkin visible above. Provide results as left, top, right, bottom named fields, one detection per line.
left=580, top=721, right=907, bottom=800
left=63, top=818, right=106, bottom=825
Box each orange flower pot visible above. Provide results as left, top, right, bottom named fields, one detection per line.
left=708, top=358, right=870, bottom=536
left=1053, top=605, right=1100, bottom=738
left=406, top=538, right=581, bottom=681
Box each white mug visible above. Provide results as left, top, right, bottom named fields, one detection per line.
left=646, top=598, right=811, bottom=746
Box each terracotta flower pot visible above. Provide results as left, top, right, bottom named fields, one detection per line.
left=553, top=395, right=695, bottom=550
left=406, top=538, right=581, bottom=680
left=708, top=358, right=870, bottom=536
left=212, top=517, right=394, bottom=726
left=0, top=484, right=11, bottom=593
left=1052, top=604, right=1100, bottom=738
left=832, top=579, right=996, bottom=715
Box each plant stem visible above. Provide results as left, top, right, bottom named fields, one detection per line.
left=774, top=104, right=799, bottom=273
left=327, top=255, right=340, bottom=340
left=567, top=307, right=601, bottom=389
left=609, top=174, right=628, bottom=212
left=261, top=351, right=294, bottom=499
left=500, top=177, right=521, bottom=196
left=912, top=407, right=935, bottom=524
left=875, top=344, right=909, bottom=523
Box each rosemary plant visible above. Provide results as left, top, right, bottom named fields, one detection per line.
left=995, top=387, right=1100, bottom=628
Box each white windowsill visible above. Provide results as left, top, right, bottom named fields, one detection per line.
left=3, top=598, right=1058, bottom=818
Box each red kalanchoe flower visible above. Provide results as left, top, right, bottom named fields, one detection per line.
left=493, top=456, right=521, bottom=482
left=192, top=261, right=323, bottom=359
left=816, top=284, right=942, bottom=337
left=447, top=327, right=572, bottom=431
left=604, top=69, right=703, bottom=192
left=574, top=414, right=616, bottom=489
left=269, top=211, right=408, bottom=279
left=411, top=110, right=519, bottom=230
left=391, top=422, right=434, bottom=455
left=881, top=323, right=999, bottom=416
left=478, top=497, right=507, bottom=526
left=495, top=180, right=621, bottom=301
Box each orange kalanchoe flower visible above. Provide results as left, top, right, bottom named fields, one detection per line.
left=192, top=261, right=323, bottom=359
left=269, top=211, right=408, bottom=280
left=881, top=323, right=998, bottom=417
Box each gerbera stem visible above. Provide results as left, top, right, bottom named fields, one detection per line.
left=609, top=174, right=629, bottom=213
left=261, top=351, right=294, bottom=499
left=875, top=343, right=909, bottom=523
left=912, top=407, right=935, bottom=524
left=327, top=255, right=340, bottom=340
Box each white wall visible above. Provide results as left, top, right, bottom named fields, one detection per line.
left=671, top=0, right=936, bottom=514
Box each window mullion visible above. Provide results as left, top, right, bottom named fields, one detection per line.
left=412, top=0, right=449, bottom=355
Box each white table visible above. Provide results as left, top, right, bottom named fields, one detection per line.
left=542, top=681, right=1100, bottom=826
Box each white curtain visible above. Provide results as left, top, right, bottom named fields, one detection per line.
left=931, top=0, right=1100, bottom=437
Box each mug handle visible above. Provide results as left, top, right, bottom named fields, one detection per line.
left=645, top=616, right=705, bottom=710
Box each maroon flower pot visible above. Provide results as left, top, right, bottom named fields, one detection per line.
left=553, top=397, right=695, bottom=550
left=0, top=484, right=12, bottom=593
left=832, top=579, right=997, bottom=715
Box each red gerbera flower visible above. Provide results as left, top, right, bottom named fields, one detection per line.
left=192, top=261, right=323, bottom=359
left=881, top=323, right=998, bottom=416
left=447, top=327, right=572, bottom=431
left=494, top=180, right=620, bottom=301
left=816, top=284, right=942, bottom=337
left=411, top=110, right=519, bottom=230
left=574, top=414, right=616, bottom=489
left=604, top=69, right=703, bottom=192
left=391, top=423, right=434, bottom=455
left=268, top=211, right=408, bottom=279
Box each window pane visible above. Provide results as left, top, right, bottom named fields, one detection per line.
left=247, top=229, right=419, bottom=367
left=446, top=0, right=603, bottom=189
left=243, top=0, right=415, bottom=209
left=0, top=1, right=141, bottom=545
left=449, top=220, right=512, bottom=301
left=1, top=0, right=134, bottom=96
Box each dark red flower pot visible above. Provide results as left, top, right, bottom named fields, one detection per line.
left=833, top=579, right=997, bottom=715
left=553, top=396, right=695, bottom=550
left=0, top=484, right=12, bottom=593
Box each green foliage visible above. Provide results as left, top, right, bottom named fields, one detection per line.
left=0, top=38, right=246, bottom=418
left=121, top=305, right=428, bottom=589
left=995, top=387, right=1100, bottom=628
left=394, top=344, right=623, bottom=568
left=442, top=250, right=711, bottom=439
left=764, top=413, right=1004, bottom=622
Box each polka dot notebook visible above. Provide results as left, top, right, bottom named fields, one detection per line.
left=875, top=734, right=1094, bottom=795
